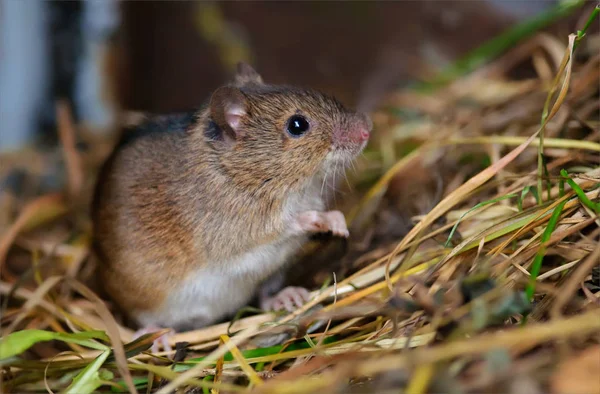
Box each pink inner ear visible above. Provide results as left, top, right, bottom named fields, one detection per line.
left=225, top=104, right=245, bottom=132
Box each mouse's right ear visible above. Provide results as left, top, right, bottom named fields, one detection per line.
left=210, top=86, right=247, bottom=142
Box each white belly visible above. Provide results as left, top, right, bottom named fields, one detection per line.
left=136, top=236, right=304, bottom=330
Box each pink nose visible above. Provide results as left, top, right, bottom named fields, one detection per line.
left=358, top=113, right=372, bottom=141
left=359, top=128, right=370, bottom=141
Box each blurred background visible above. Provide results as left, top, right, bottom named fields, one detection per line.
left=0, top=0, right=565, bottom=152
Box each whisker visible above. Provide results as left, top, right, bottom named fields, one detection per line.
left=349, top=158, right=357, bottom=174
left=332, top=161, right=338, bottom=206
left=320, top=167, right=328, bottom=199
left=342, top=165, right=352, bottom=191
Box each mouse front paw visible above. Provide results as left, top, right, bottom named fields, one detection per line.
left=260, top=286, right=311, bottom=312
left=294, top=210, right=349, bottom=238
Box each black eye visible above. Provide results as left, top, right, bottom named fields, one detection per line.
left=286, top=115, right=310, bottom=137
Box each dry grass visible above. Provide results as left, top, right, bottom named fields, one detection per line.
left=1, top=5, right=599, bottom=394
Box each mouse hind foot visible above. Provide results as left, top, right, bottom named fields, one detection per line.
left=132, top=325, right=175, bottom=355
left=260, top=286, right=311, bottom=312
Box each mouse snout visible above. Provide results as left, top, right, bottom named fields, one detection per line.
left=331, top=113, right=372, bottom=155
left=357, top=127, right=370, bottom=142
left=355, top=113, right=372, bottom=142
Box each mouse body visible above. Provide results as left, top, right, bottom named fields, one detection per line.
left=92, top=63, right=371, bottom=336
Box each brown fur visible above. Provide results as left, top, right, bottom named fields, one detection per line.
left=92, top=63, right=370, bottom=328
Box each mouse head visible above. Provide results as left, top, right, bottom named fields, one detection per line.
left=207, top=63, right=371, bottom=190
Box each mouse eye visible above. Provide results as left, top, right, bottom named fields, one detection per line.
left=286, top=115, right=310, bottom=137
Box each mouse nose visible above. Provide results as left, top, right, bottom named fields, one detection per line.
left=357, top=113, right=372, bottom=142
left=359, top=128, right=370, bottom=141
left=334, top=113, right=372, bottom=147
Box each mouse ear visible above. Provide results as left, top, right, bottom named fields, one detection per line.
left=210, top=86, right=247, bottom=141
left=233, top=62, right=263, bottom=86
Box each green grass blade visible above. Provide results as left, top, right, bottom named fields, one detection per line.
left=109, top=377, right=148, bottom=393
left=460, top=208, right=553, bottom=253
left=575, top=5, right=600, bottom=48
left=445, top=194, right=518, bottom=247
left=560, top=169, right=600, bottom=213
left=62, top=350, right=111, bottom=394
left=559, top=177, right=565, bottom=197
left=518, top=186, right=540, bottom=211
left=0, top=330, right=110, bottom=359
left=526, top=199, right=568, bottom=301
left=180, top=335, right=337, bottom=367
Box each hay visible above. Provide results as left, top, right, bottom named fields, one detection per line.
left=1, top=5, right=599, bottom=394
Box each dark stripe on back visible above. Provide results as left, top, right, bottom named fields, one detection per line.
left=118, top=111, right=198, bottom=148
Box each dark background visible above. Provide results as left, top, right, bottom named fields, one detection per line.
left=118, top=1, right=529, bottom=112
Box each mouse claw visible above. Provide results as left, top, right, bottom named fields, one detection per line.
left=294, top=210, right=349, bottom=238
left=133, top=326, right=174, bottom=355
left=260, top=286, right=311, bottom=312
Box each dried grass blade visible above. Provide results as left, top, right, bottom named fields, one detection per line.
left=212, top=336, right=225, bottom=394
left=5, top=275, right=63, bottom=335
left=169, top=314, right=272, bottom=347
left=0, top=193, right=67, bottom=272
left=551, top=243, right=600, bottom=318
left=323, top=260, right=434, bottom=311
left=406, top=363, right=434, bottom=394
left=220, top=335, right=263, bottom=386
left=537, top=33, right=576, bottom=199
left=122, top=329, right=172, bottom=359
left=156, top=324, right=261, bottom=394
left=128, top=363, right=243, bottom=392
left=447, top=136, right=600, bottom=151
left=537, top=259, right=581, bottom=281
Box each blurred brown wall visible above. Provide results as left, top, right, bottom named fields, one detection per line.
left=118, top=1, right=519, bottom=113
